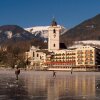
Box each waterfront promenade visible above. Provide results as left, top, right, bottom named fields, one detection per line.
left=0, top=70, right=100, bottom=100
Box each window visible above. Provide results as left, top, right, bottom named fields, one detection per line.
left=54, top=44, right=55, bottom=47
left=90, top=62, right=93, bottom=64
left=78, top=62, right=82, bottom=64
left=37, top=53, right=39, bottom=57
left=85, top=62, right=88, bottom=64
left=53, top=29, right=56, bottom=33
left=40, top=56, right=41, bottom=59
left=33, top=52, right=34, bottom=57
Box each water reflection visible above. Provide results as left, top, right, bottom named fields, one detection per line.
left=0, top=71, right=100, bottom=100
left=47, top=75, right=95, bottom=100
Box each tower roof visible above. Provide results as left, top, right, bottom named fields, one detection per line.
left=51, top=18, right=57, bottom=26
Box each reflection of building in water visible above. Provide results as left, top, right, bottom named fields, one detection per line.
left=23, top=73, right=96, bottom=99
left=23, top=73, right=48, bottom=96
left=47, top=75, right=96, bottom=99
left=96, top=79, right=100, bottom=97
left=73, top=75, right=95, bottom=96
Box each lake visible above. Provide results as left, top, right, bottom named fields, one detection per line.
left=0, top=70, right=100, bottom=100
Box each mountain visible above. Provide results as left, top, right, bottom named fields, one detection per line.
left=61, top=14, right=100, bottom=46
left=25, top=25, right=67, bottom=42
left=25, top=26, right=49, bottom=42
left=1, top=14, right=100, bottom=50
left=0, top=25, right=35, bottom=43
left=0, top=25, right=66, bottom=50
left=0, top=24, right=66, bottom=43
left=0, top=25, right=48, bottom=50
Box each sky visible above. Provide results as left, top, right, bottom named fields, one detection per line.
left=0, top=0, right=100, bottom=29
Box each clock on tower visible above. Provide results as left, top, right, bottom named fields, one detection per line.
left=48, top=18, right=61, bottom=51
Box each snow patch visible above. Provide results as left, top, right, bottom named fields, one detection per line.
left=69, top=40, right=100, bottom=49
left=75, top=40, right=100, bottom=45
left=24, top=25, right=67, bottom=39
left=5, top=31, right=12, bottom=39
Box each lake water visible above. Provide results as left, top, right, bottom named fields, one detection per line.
left=0, top=70, right=100, bottom=100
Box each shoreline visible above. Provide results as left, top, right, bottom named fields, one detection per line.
left=0, top=68, right=100, bottom=72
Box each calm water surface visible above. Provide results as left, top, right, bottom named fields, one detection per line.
left=0, top=70, right=100, bottom=100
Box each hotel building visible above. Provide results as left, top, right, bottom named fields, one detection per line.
left=26, top=19, right=100, bottom=71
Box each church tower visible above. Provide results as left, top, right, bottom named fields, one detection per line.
left=48, top=18, right=61, bottom=51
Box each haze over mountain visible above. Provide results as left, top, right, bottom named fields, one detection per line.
left=61, top=14, right=100, bottom=46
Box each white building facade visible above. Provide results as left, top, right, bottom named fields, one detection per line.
left=26, top=19, right=100, bottom=71
left=48, top=19, right=61, bottom=51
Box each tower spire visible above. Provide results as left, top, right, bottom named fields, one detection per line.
left=51, top=17, right=57, bottom=26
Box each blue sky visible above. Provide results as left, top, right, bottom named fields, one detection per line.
left=0, top=0, right=100, bottom=29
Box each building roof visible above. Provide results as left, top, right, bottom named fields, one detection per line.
left=36, top=50, right=53, bottom=55
left=51, top=18, right=57, bottom=26
left=60, top=43, right=67, bottom=49
left=38, top=42, right=67, bottom=50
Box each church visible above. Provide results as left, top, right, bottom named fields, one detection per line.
left=26, top=19, right=100, bottom=71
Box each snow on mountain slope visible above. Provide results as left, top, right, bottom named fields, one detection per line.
left=75, top=40, right=100, bottom=45
left=5, top=31, right=12, bottom=39
left=25, top=26, right=49, bottom=38
left=25, top=25, right=67, bottom=39
left=69, top=40, right=100, bottom=49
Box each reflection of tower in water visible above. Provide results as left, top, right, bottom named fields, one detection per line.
left=24, top=72, right=48, bottom=96
left=23, top=72, right=96, bottom=99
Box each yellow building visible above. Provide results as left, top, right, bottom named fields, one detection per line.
left=75, top=45, right=100, bottom=71
left=45, top=49, right=76, bottom=71
left=44, top=46, right=100, bottom=71
left=26, top=19, right=100, bottom=71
